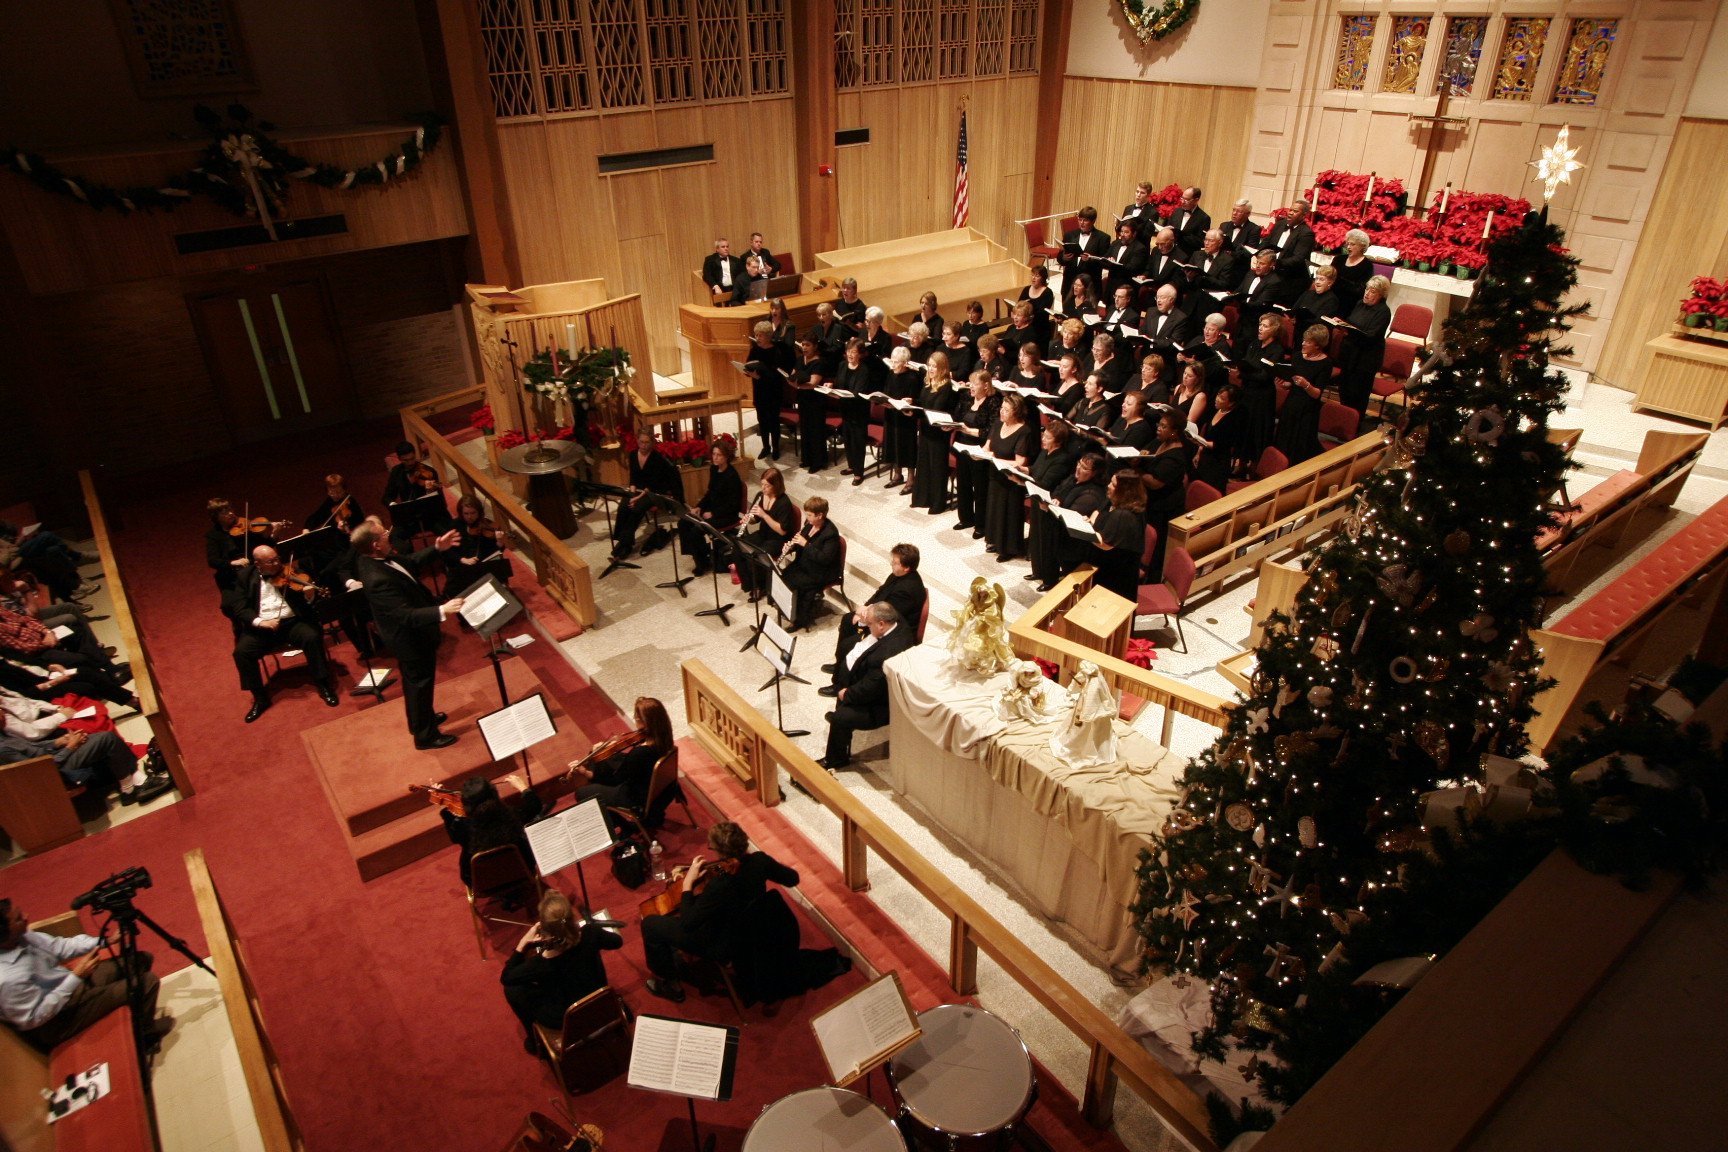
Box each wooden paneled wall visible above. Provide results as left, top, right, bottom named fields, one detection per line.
left=496, top=100, right=804, bottom=374
left=1596, top=118, right=1728, bottom=390
left=832, top=76, right=1041, bottom=254
left=1048, top=77, right=1257, bottom=238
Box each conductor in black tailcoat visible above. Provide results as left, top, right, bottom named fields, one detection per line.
left=353, top=521, right=464, bottom=750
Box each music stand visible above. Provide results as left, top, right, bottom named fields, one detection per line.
left=478, top=689, right=554, bottom=797
left=758, top=615, right=808, bottom=691
left=574, top=479, right=631, bottom=542
left=648, top=494, right=695, bottom=597
left=627, top=1016, right=740, bottom=1152
left=753, top=628, right=807, bottom=738
left=389, top=488, right=447, bottom=539
left=729, top=534, right=776, bottom=652
left=682, top=516, right=735, bottom=625
left=457, top=574, right=526, bottom=710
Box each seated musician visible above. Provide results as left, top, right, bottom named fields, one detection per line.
left=382, top=441, right=450, bottom=551
left=609, top=440, right=681, bottom=564
left=0, top=898, right=174, bottom=1053
left=778, top=496, right=841, bottom=631
left=564, top=696, right=676, bottom=816
left=736, top=468, right=796, bottom=601
left=445, top=495, right=512, bottom=600
left=302, top=473, right=363, bottom=572
left=821, top=544, right=924, bottom=697
left=205, top=498, right=285, bottom=593
left=681, top=439, right=744, bottom=578
left=640, top=821, right=800, bottom=1004
left=501, top=890, right=623, bottom=1055
left=440, top=773, right=544, bottom=885
left=819, top=602, right=915, bottom=771
left=223, top=544, right=339, bottom=722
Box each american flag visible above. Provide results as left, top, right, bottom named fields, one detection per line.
left=952, top=111, right=970, bottom=229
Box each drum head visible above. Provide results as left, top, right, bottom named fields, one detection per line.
left=743, top=1087, right=904, bottom=1152
left=890, top=1005, right=1034, bottom=1137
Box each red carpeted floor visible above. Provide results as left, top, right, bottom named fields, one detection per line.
left=2, top=418, right=1130, bottom=1152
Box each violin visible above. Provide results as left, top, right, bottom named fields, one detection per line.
left=268, top=558, right=326, bottom=599
left=409, top=782, right=464, bottom=816
left=564, top=729, right=647, bottom=780
left=227, top=515, right=287, bottom=538
left=637, top=855, right=741, bottom=920
left=408, top=461, right=441, bottom=491
left=320, top=494, right=356, bottom=532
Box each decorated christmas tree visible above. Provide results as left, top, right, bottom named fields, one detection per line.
left=1132, top=212, right=1586, bottom=1105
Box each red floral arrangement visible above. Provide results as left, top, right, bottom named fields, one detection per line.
left=1426, top=189, right=1529, bottom=250
left=470, top=404, right=495, bottom=436
left=496, top=428, right=527, bottom=451
left=1680, top=276, right=1728, bottom=326
left=1150, top=182, right=1184, bottom=219
left=1125, top=638, right=1158, bottom=668
left=654, top=431, right=736, bottom=465
left=1033, top=657, right=1060, bottom=681
left=1297, top=170, right=1408, bottom=241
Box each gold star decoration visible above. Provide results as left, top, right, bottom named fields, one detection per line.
left=1530, top=125, right=1585, bottom=202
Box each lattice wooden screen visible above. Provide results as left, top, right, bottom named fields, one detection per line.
left=837, top=0, right=1039, bottom=90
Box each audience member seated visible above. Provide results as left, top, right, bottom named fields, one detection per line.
left=701, top=237, right=748, bottom=305
left=223, top=545, right=339, bottom=722
left=779, top=496, right=842, bottom=630
left=0, top=522, right=93, bottom=606
left=0, top=604, right=129, bottom=685
left=441, top=774, right=546, bottom=885
left=744, top=231, right=781, bottom=278
left=0, top=897, right=174, bottom=1053
left=819, top=602, right=915, bottom=771
left=0, top=689, right=172, bottom=805
left=0, top=654, right=135, bottom=711
left=500, top=890, right=623, bottom=1055
left=566, top=696, right=677, bottom=819
left=609, top=440, right=681, bottom=564
left=640, top=821, right=801, bottom=1004
left=821, top=544, right=925, bottom=697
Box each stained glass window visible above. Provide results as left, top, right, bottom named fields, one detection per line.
left=1381, top=16, right=1429, bottom=95
left=1551, top=18, right=1617, bottom=106
left=1434, top=16, right=1486, bottom=96
left=1333, top=14, right=1377, bottom=92
left=1491, top=17, right=1549, bottom=101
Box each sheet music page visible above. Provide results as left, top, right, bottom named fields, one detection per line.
left=671, top=1023, right=728, bottom=1098
left=763, top=616, right=793, bottom=653
left=562, top=798, right=614, bottom=863
left=1026, top=481, right=1051, bottom=503
left=479, top=694, right=556, bottom=760
left=460, top=581, right=506, bottom=628
left=628, top=1016, right=683, bottom=1093
left=770, top=571, right=795, bottom=621
left=812, top=974, right=917, bottom=1083
left=525, top=817, right=577, bottom=875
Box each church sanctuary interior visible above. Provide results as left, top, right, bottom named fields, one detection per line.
left=6, top=2, right=1728, bottom=1151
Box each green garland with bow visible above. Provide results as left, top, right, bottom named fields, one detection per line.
left=1119, top=0, right=1201, bottom=42
left=4, top=104, right=445, bottom=231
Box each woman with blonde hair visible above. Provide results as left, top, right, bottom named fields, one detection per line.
left=501, top=889, right=623, bottom=1052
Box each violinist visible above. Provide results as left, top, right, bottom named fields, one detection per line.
left=222, top=545, right=339, bottom=721
left=205, top=499, right=286, bottom=593
left=382, top=441, right=450, bottom=550
left=564, top=697, right=675, bottom=815
left=440, top=774, right=544, bottom=885
left=501, top=890, right=622, bottom=1055
left=445, top=495, right=512, bottom=600
left=640, top=821, right=799, bottom=1004
left=302, top=473, right=363, bottom=573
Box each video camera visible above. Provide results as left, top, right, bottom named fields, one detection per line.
left=70, top=866, right=152, bottom=913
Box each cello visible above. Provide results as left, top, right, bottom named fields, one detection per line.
left=637, top=855, right=739, bottom=920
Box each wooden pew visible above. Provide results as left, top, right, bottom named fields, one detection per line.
left=0, top=755, right=84, bottom=856
left=184, top=848, right=305, bottom=1152
left=801, top=239, right=999, bottom=296
left=0, top=913, right=154, bottom=1152
left=1526, top=490, right=1728, bottom=754
left=811, top=228, right=978, bottom=268
left=1163, top=430, right=1388, bottom=600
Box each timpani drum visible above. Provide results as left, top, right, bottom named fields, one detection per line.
left=743, top=1087, right=907, bottom=1152
left=885, top=1005, right=1036, bottom=1150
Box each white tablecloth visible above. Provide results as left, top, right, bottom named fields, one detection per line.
left=883, top=646, right=1185, bottom=976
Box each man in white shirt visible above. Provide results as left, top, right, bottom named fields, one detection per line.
left=701, top=238, right=747, bottom=306
left=819, top=602, right=915, bottom=770
left=0, top=898, right=171, bottom=1051
left=223, top=545, right=340, bottom=722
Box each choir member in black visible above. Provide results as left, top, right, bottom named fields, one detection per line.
left=501, top=890, right=623, bottom=1053
left=205, top=498, right=266, bottom=593
left=682, top=440, right=744, bottom=578
left=1051, top=353, right=1088, bottom=415
left=1051, top=317, right=1093, bottom=378
left=1262, top=199, right=1317, bottom=282
left=1139, top=284, right=1190, bottom=353
left=1142, top=411, right=1193, bottom=574
left=745, top=232, right=781, bottom=278
left=382, top=440, right=450, bottom=549
left=737, top=468, right=796, bottom=600
left=1018, top=264, right=1057, bottom=333
left=568, top=697, right=675, bottom=812
left=441, top=773, right=545, bottom=885
left=1238, top=312, right=1288, bottom=455
left=1070, top=372, right=1115, bottom=434
left=1038, top=451, right=1109, bottom=588
left=1010, top=340, right=1049, bottom=398
left=882, top=346, right=922, bottom=491
left=1233, top=248, right=1284, bottom=336
left=1220, top=198, right=1263, bottom=255
left=982, top=393, right=1036, bottom=560
left=912, top=292, right=944, bottom=346
left=1144, top=227, right=1190, bottom=293
left=976, top=332, right=1011, bottom=382
left=1335, top=274, right=1392, bottom=415
left=833, top=277, right=867, bottom=334
left=939, top=322, right=976, bottom=381
left=1103, top=284, right=1141, bottom=331
left=1089, top=471, right=1148, bottom=603
left=609, top=440, right=681, bottom=562
left=1171, top=362, right=1211, bottom=431
left=790, top=335, right=830, bottom=473
left=821, top=543, right=926, bottom=693
left=903, top=320, right=936, bottom=366
left=997, top=301, right=1040, bottom=363
left=1291, top=264, right=1341, bottom=332
left=1274, top=324, right=1332, bottom=465
left=1191, top=229, right=1239, bottom=298
left=1023, top=422, right=1081, bottom=589
left=833, top=339, right=874, bottom=486
left=1107, top=390, right=1158, bottom=466
left=912, top=353, right=961, bottom=514
left=1182, top=311, right=1234, bottom=366
left=642, top=821, right=800, bottom=1004
left=1137, top=353, right=1174, bottom=405
left=767, top=296, right=797, bottom=350
left=862, top=307, right=895, bottom=373
left=811, top=302, right=848, bottom=372
left=1059, top=206, right=1108, bottom=294
left=1099, top=221, right=1149, bottom=296
left=1170, top=187, right=1212, bottom=256
left=1090, top=331, right=1131, bottom=395
left=953, top=370, right=1001, bottom=534
left=743, top=321, right=793, bottom=460
left=779, top=496, right=842, bottom=630
left=1193, top=383, right=1253, bottom=493
left=1065, top=273, right=1100, bottom=321
left=959, top=300, right=991, bottom=345
left=1330, top=228, right=1375, bottom=311
left=445, top=494, right=512, bottom=600
left=1120, top=181, right=1158, bottom=238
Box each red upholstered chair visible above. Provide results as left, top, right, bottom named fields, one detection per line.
left=1222, top=304, right=1240, bottom=336
left=1317, top=401, right=1361, bottom=449
left=1372, top=340, right=1418, bottom=417
left=1136, top=546, right=1196, bottom=652
left=533, top=987, right=633, bottom=1098
left=1138, top=523, right=1159, bottom=582
left=771, top=251, right=797, bottom=276
left=1185, top=479, right=1223, bottom=512
left=916, top=595, right=931, bottom=642
left=1390, top=302, right=1433, bottom=343
left=866, top=402, right=887, bottom=475
left=464, top=845, right=544, bottom=957
left=1226, top=447, right=1289, bottom=493
left=1025, top=220, right=1061, bottom=263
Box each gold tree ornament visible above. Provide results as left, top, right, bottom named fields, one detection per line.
left=1530, top=124, right=1586, bottom=202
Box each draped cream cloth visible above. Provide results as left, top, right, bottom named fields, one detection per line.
left=885, top=646, right=1185, bottom=976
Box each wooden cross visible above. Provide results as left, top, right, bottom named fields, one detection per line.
left=1408, top=84, right=1470, bottom=219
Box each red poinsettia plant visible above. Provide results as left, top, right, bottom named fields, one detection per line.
left=1125, top=638, right=1158, bottom=668
left=470, top=404, right=496, bottom=436
left=1680, top=276, right=1728, bottom=324
left=654, top=431, right=737, bottom=465
left=1150, top=182, right=1185, bottom=219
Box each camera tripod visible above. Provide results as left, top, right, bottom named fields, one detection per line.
left=94, top=898, right=213, bottom=1083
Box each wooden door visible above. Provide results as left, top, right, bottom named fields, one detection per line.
left=191, top=281, right=355, bottom=444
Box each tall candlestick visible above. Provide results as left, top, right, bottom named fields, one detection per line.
left=1364, top=173, right=1376, bottom=204
left=1438, top=183, right=1450, bottom=216
left=1482, top=210, right=1494, bottom=240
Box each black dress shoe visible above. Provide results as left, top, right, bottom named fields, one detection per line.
left=851, top=476, right=864, bottom=486
left=244, top=696, right=270, bottom=723
left=434, top=712, right=448, bottom=726
left=817, top=684, right=840, bottom=698
left=1024, top=572, right=1042, bottom=581
left=121, top=774, right=175, bottom=805
left=820, top=663, right=838, bottom=674
left=646, top=977, right=686, bottom=1003
left=818, top=756, right=851, bottom=772
left=414, top=732, right=458, bottom=750
left=318, top=684, right=339, bottom=707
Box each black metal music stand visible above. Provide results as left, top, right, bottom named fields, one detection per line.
left=682, top=516, right=736, bottom=625
left=728, top=535, right=777, bottom=651
left=649, top=494, right=695, bottom=597
left=753, top=629, right=808, bottom=738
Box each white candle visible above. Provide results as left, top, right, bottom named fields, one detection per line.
left=1439, top=184, right=1450, bottom=216
left=1482, top=210, right=1494, bottom=240
left=564, top=321, right=577, bottom=355
left=1364, top=173, right=1375, bottom=204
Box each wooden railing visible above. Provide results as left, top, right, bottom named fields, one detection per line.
left=1009, top=568, right=1234, bottom=739
left=399, top=391, right=598, bottom=628
left=680, top=658, right=1218, bottom=1151
left=79, top=470, right=192, bottom=798
left=185, top=849, right=305, bottom=1152
left=1165, top=430, right=1389, bottom=600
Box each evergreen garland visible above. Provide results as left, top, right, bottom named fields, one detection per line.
left=1119, top=0, right=1202, bottom=43
left=4, top=104, right=445, bottom=218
